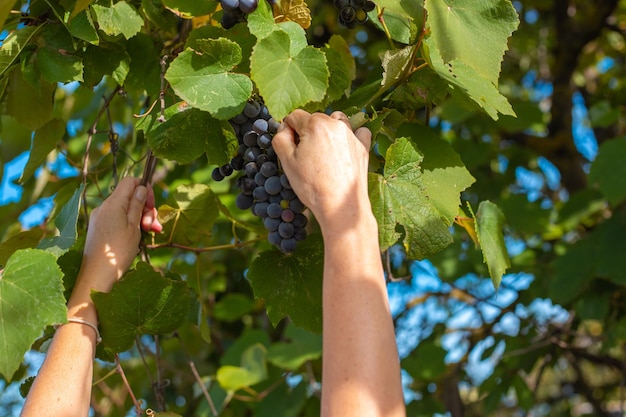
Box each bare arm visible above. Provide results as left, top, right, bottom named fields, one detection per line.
left=273, top=110, right=405, bottom=417
left=21, top=178, right=161, bottom=417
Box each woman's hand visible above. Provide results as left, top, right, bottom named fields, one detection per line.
left=78, top=177, right=162, bottom=294
left=272, top=110, right=372, bottom=232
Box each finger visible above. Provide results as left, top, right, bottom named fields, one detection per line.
left=141, top=207, right=162, bottom=233
left=354, top=126, right=372, bottom=150
left=329, top=111, right=351, bottom=129
left=127, top=185, right=147, bottom=227
left=272, top=122, right=297, bottom=161
left=110, top=177, right=141, bottom=210
left=282, top=109, right=312, bottom=134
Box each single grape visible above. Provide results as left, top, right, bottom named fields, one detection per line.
left=244, top=162, right=258, bottom=178
left=270, top=194, right=283, bottom=204
left=289, top=198, right=306, bottom=213
left=260, top=161, right=278, bottom=177
left=293, top=213, right=308, bottom=228
left=259, top=105, right=271, bottom=120
left=231, top=112, right=247, bottom=124
left=238, top=176, right=256, bottom=193
left=280, top=188, right=296, bottom=200
left=341, top=6, right=356, bottom=23
left=267, top=202, right=283, bottom=218
left=239, top=0, right=258, bottom=13
left=281, top=209, right=295, bottom=223
left=268, top=118, right=280, bottom=133
left=280, top=174, right=292, bottom=189
left=231, top=155, right=245, bottom=170
left=221, top=0, right=239, bottom=11
left=254, top=202, right=269, bottom=218
left=257, top=133, right=272, bottom=149
left=280, top=238, right=297, bottom=253
left=253, top=186, right=269, bottom=202
left=268, top=230, right=282, bottom=246
left=253, top=119, right=269, bottom=134
left=356, top=8, right=368, bottom=23
left=244, top=147, right=261, bottom=162
left=212, top=167, right=225, bottom=181
left=278, top=222, right=295, bottom=238
left=219, top=163, right=233, bottom=177
left=243, top=131, right=259, bottom=147
left=236, top=193, right=254, bottom=210
left=243, top=101, right=261, bottom=118
left=256, top=154, right=270, bottom=166
left=264, top=175, right=282, bottom=195
left=254, top=172, right=267, bottom=186
left=264, top=216, right=282, bottom=232
left=364, top=0, right=376, bottom=12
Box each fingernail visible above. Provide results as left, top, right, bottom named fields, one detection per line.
left=135, top=186, right=147, bottom=201
left=277, top=122, right=286, bottom=132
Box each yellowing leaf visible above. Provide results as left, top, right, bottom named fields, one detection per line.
left=273, top=0, right=311, bottom=29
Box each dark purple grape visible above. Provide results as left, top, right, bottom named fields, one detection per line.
left=238, top=176, right=256, bottom=193
left=264, top=175, right=282, bottom=195
left=244, top=162, right=258, bottom=178
left=279, top=222, right=294, bottom=238
left=243, top=131, right=259, bottom=147
left=280, top=238, right=297, bottom=253
left=269, top=194, right=282, bottom=204
left=280, top=188, right=296, bottom=200
left=254, top=172, right=267, bottom=186
left=221, top=0, right=239, bottom=11
left=231, top=155, right=245, bottom=170
left=232, top=111, right=248, bottom=124
left=260, top=161, right=278, bottom=178
left=243, top=101, right=261, bottom=118
left=264, top=216, right=281, bottom=232
left=236, top=193, right=254, bottom=210
left=289, top=198, right=306, bottom=213
left=239, top=0, right=258, bottom=13
left=259, top=106, right=271, bottom=120
left=244, top=147, right=261, bottom=162
left=268, top=231, right=281, bottom=246
left=253, top=186, right=269, bottom=202
left=253, top=119, right=268, bottom=134
left=293, top=213, right=307, bottom=228
left=257, top=133, right=272, bottom=149
left=280, top=174, right=291, bottom=189
left=256, top=154, right=270, bottom=165
left=212, top=167, right=225, bottom=181
left=219, top=163, right=233, bottom=177
left=364, top=0, right=375, bottom=12
left=267, top=202, right=282, bottom=218
left=268, top=118, right=280, bottom=133
left=341, top=6, right=356, bottom=23
left=254, top=202, right=269, bottom=218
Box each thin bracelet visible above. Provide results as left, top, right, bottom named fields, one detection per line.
left=65, top=318, right=102, bottom=344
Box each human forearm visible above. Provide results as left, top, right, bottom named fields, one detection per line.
left=320, top=214, right=405, bottom=417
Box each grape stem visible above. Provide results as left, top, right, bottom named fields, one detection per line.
left=145, top=237, right=264, bottom=254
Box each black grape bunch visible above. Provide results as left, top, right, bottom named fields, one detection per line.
left=219, top=0, right=259, bottom=29
left=212, top=100, right=308, bottom=254
left=333, top=0, right=376, bottom=28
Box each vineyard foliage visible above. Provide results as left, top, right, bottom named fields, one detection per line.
left=1, top=0, right=626, bottom=416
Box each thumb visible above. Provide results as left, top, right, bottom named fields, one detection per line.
left=272, top=122, right=297, bottom=162
left=127, top=185, right=147, bottom=227
left=353, top=126, right=372, bottom=151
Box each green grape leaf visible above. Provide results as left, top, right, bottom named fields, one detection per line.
left=162, top=0, right=216, bottom=18
left=397, top=124, right=475, bottom=223
left=369, top=138, right=454, bottom=259
left=35, top=24, right=83, bottom=83
left=0, top=229, right=44, bottom=268
left=157, top=183, right=221, bottom=246
left=589, top=137, right=626, bottom=206
left=92, top=262, right=194, bottom=352
left=425, top=37, right=515, bottom=120
left=247, top=0, right=276, bottom=39
left=266, top=323, right=322, bottom=371
left=304, top=42, right=352, bottom=112
left=38, top=185, right=84, bottom=257
left=20, top=119, right=65, bottom=183
left=250, top=28, right=329, bottom=120
left=0, top=1, right=17, bottom=34
left=367, top=0, right=421, bottom=45
left=0, top=25, right=41, bottom=79
left=381, top=46, right=412, bottom=88
left=424, top=0, right=519, bottom=85
left=217, top=343, right=268, bottom=391
left=0, top=249, right=66, bottom=380
left=5, top=70, right=55, bottom=131
left=83, top=42, right=130, bottom=87
left=248, top=235, right=324, bottom=333
left=255, top=380, right=308, bottom=417
left=68, top=9, right=99, bottom=45
left=146, top=106, right=237, bottom=165
left=328, top=34, right=355, bottom=82
left=166, top=39, right=252, bottom=120
left=389, top=66, right=449, bottom=109
left=473, top=201, right=510, bottom=288
left=91, top=2, right=144, bottom=39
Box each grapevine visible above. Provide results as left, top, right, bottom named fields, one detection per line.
left=212, top=99, right=308, bottom=253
